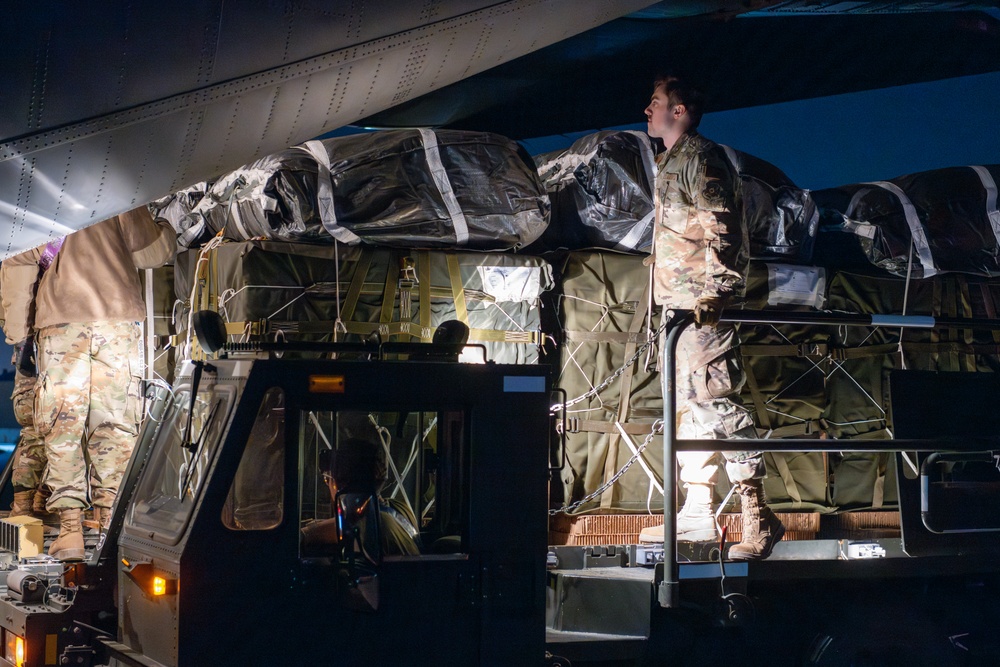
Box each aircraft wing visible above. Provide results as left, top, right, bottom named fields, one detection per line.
left=0, top=0, right=657, bottom=258
left=2, top=1, right=997, bottom=258
left=361, top=5, right=1000, bottom=138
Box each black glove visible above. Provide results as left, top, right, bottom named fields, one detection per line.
left=693, top=297, right=725, bottom=329
left=13, top=336, right=36, bottom=377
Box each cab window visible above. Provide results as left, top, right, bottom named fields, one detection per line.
left=298, top=409, right=468, bottom=559
left=129, top=384, right=234, bottom=544
left=222, top=387, right=286, bottom=530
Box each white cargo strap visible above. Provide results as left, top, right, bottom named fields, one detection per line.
left=969, top=165, right=1000, bottom=246
left=299, top=140, right=361, bottom=245
left=613, top=422, right=663, bottom=496
left=419, top=129, right=469, bottom=245
left=614, top=131, right=659, bottom=252
left=720, top=144, right=741, bottom=175
left=849, top=182, right=936, bottom=277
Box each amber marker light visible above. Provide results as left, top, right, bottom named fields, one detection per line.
left=5, top=631, right=25, bottom=667
left=309, top=375, right=345, bottom=393
left=153, top=576, right=167, bottom=596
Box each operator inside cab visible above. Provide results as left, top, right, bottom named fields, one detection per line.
left=302, top=437, right=422, bottom=557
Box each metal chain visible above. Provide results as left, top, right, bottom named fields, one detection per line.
left=555, top=321, right=667, bottom=411
left=549, top=419, right=664, bottom=515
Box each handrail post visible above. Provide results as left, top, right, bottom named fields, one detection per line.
left=658, top=311, right=691, bottom=608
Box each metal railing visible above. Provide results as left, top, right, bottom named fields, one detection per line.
left=657, top=309, right=1000, bottom=608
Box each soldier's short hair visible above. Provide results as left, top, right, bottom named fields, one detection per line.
left=654, top=75, right=705, bottom=130
left=320, top=438, right=389, bottom=494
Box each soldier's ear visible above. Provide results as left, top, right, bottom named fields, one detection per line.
left=672, top=104, right=687, bottom=119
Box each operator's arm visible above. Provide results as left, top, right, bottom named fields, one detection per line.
left=678, top=150, right=746, bottom=302
left=119, top=206, right=176, bottom=269
left=0, top=247, right=42, bottom=344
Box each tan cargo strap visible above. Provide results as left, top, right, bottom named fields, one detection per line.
left=558, top=418, right=659, bottom=435
left=741, top=342, right=899, bottom=361
left=563, top=330, right=652, bottom=344
left=445, top=254, right=468, bottom=337
left=339, top=249, right=375, bottom=322
left=384, top=255, right=403, bottom=339
left=762, top=421, right=825, bottom=438
left=741, top=359, right=772, bottom=430
left=771, top=453, right=802, bottom=505
left=872, top=452, right=889, bottom=509
left=419, top=252, right=435, bottom=341
left=740, top=342, right=830, bottom=358
left=976, top=281, right=1000, bottom=345
left=601, top=284, right=651, bottom=510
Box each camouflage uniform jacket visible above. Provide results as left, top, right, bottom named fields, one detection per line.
left=651, top=131, right=748, bottom=310
left=2, top=208, right=174, bottom=338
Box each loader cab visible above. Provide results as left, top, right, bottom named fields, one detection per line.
left=116, top=355, right=551, bottom=667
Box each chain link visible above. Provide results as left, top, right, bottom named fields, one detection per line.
left=549, top=419, right=664, bottom=515
left=554, top=321, right=667, bottom=411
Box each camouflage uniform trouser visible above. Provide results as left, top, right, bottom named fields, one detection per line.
left=10, top=362, right=46, bottom=491
left=664, top=321, right=765, bottom=485
left=35, top=322, right=143, bottom=511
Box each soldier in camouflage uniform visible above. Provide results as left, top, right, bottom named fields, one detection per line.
left=4, top=208, right=174, bottom=560
left=637, top=76, right=783, bottom=560
left=1, top=257, right=51, bottom=520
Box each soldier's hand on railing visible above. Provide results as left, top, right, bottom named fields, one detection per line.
left=693, top=297, right=725, bottom=328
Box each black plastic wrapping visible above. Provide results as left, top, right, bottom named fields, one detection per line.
left=531, top=132, right=818, bottom=262
left=187, top=130, right=550, bottom=251
left=725, top=148, right=819, bottom=263
left=149, top=182, right=213, bottom=249
left=533, top=131, right=657, bottom=253
left=814, top=165, right=1000, bottom=277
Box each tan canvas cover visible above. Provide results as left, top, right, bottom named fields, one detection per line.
left=553, top=251, right=664, bottom=513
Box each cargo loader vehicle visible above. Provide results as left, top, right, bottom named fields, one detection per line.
left=2, top=311, right=1000, bottom=666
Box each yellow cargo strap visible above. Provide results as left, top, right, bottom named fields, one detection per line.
left=445, top=253, right=469, bottom=334
left=419, top=252, right=435, bottom=341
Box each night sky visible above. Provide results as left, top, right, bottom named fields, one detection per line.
left=521, top=71, right=1000, bottom=190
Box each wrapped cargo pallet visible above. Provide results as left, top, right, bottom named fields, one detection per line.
left=737, top=260, right=1000, bottom=511
left=551, top=251, right=832, bottom=514
left=721, top=147, right=819, bottom=263
left=737, top=262, right=832, bottom=512
left=173, top=240, right=553, bottom=364
left=533, top=133, right=818, bottom=263
left=148, top=183, right=213, bottom=249
left=815, top=164, right=1000, bottom=277
left=552, top=251, right=664, bottom=513
left=534, top=131, right=658, bottom=253
left=167, top=130, right=549, bottom=251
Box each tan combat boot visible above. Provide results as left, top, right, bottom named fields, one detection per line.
left=9, top=490, right=35, bottom=518
left=93, top=507, right=112, bottom=531
left=48, top=509, right=86, bottom=561
left=638, top=483, right=717, bottom=543
left=32, top=486, right=59, bottom=525
left=728, top=480, right=784, bottom=560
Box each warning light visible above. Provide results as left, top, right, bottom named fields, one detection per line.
left=309, top=375, right=345, bottom=393
left=4, top=631, right=25, bottom=667
left=153, top=576, right=167, bottom=596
